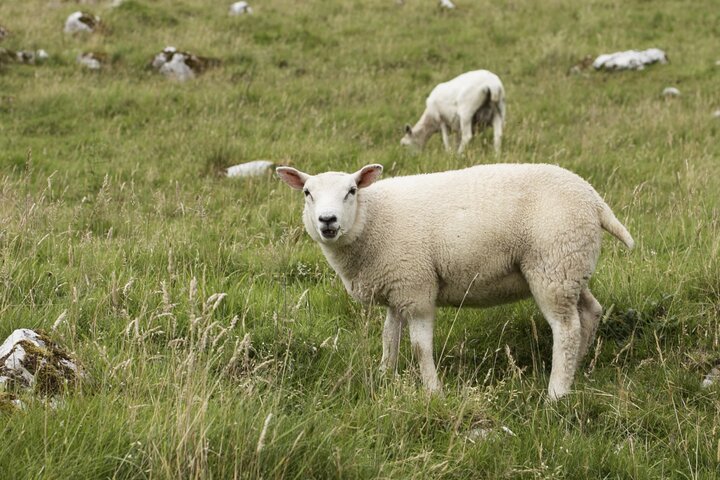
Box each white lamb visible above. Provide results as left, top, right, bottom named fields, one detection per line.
left=277, top=163, right=634, bottom=399
left=401, top=70, right=506, bottom=155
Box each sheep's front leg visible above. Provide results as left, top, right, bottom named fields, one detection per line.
left=457, top=117, right=474, bottom=154
left=408, top=310, right=441, bottom=393
left=380, top=308, right=403, bottom=375
left=440, top=123, right=453, bottom=152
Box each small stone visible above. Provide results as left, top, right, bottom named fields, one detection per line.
left=568, top=55, right=594, bottom=75
left=712, top=110, right=720, bottom=119
left=462, top=425, right=516, bottom=443
left=662, top=87, right=680, bottom=97
left=0, top=392, right=23, bottom=413
left=701, top=367, right=720, bottom=388
left=15, top=50, right=37, bottom=64
left=464, top=428, right=492, bottom=442
left=439, top=0, right=456, bottom=9
left=151, top=46, right=176, bottom=70
left=77, top=52, right=105, bottom=70
left=0, top=48, right=48, bottom=65
left=159, top=53, right=195, bottom=81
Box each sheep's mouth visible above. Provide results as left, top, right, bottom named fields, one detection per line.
left=320, top=227, right=338, bottom=239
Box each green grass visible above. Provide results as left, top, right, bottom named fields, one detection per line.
left=1, top=0, right=719, bottom=478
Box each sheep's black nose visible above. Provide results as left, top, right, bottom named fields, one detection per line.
left=319, top=215, right=337, bottom=224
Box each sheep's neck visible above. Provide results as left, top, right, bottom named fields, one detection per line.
left=412, top=111, right=440, bottom=147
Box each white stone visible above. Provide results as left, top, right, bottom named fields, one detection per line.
left=439, top=0, right=456, bottom=8
left=64, top=11, right=99, bottom=34
left=229, top=1, right=253, bottom=15
left=36, top=49, right=49, bottom=61
left=463, top=425, right=516, bottom=443
left=77, top=53, right=102, bottom=70
left=702, top=367, right=720, bottom=388
left=0, top=329, right=45, bottom=359
left=593, top=48, right=668, bottom=71
left=0, top=330, right=46, bottom=388
left=226, top=160, right=275, bottom=178
left=151, top=46, right=176, bottom=70
left=15, top=50, right=37, bottom=64
left=662, top=87, right=680, bottom=97
left=159, top=53, right=196, bottom=81
left=712, top=110, right=720, bottom=119
left=0, top=328, right=83, bottom=392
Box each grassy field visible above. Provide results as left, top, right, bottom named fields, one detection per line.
left=1, top=0, right=719, bottom=478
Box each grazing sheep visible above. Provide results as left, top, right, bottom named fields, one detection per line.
left=229, top=1, right=253, bottom=15
left=277, top=163, right=634, bottom=399
left=401, top=70, right=506, bottom=155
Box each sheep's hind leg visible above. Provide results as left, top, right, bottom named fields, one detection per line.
left=440, top=124, right=453, bottom=152
left=380, top=308, right=404, bottom=375
left=492, top=109, right=503, bottom=154
left=529, top=279, right=583, bottom=400
left=407, top=309, right=441, bottom=393
left=577, top=288, right=602, bottom=360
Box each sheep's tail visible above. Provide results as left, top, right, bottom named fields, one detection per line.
left=488, top=83, right=503, bottom=104
left=599, top=203, right=634, bottom=250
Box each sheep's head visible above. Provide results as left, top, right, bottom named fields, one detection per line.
left=400, top=124, right=424, bottom=151
left=276, top=164, right=383, bottom=245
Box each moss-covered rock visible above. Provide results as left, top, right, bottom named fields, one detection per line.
left=0, top=392, right=22, bottom=414
left=0, top=329, right=84, bottom=396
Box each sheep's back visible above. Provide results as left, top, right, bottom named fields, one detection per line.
left=360, top=164, right=605, bottom=306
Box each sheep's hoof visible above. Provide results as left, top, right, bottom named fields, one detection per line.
left=546, top=387, right=571, bottom=402
left=424, top=382, right=444, bottom=397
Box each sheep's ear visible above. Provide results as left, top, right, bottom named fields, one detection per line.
left=354, top=164, right=383, bottom=188
left=404, top=124, right=412, bottom=135
left=276, top=167, right=309, bottom=190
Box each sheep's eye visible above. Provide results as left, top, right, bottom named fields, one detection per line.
left=344, top=186, right=357, bottom=200
left=303, top=189, right=311, bottom=198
